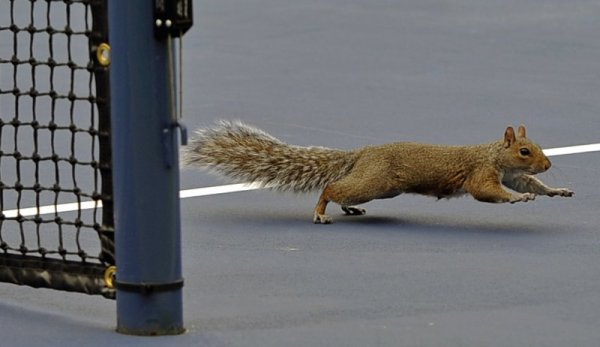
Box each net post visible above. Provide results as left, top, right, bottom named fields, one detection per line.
left=108, top=0, right=185, bottom=335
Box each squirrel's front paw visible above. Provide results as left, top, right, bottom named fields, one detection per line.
left=510, top=193, right=536, bottom=204
left=313, top=213, right=333, bottom=224
left=547, top=188, right=574, bottom=197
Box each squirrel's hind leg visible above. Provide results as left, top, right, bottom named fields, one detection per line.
left=313, top=180, right=375, bottom=224
left=314, top=185, right=361, bottom=224
left=313, top=187, right=333, bottom=224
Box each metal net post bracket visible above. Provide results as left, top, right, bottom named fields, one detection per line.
left=154, top=0, right=193, bottom=167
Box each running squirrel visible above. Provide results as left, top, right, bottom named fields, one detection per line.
left=182, top=121, right=574, bottom=224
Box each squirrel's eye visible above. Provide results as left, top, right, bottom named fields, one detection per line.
left=519, top=148, right=531, bottom=156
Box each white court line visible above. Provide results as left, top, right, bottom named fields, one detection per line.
left=179, top=182, right=265, bottom=198
left=2, top=201, right=102, bottom=219
left=542, top=143, right=600, bottom=157
left=2, top=143, right=599, bottom=218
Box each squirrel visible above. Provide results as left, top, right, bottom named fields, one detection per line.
left=182, top=121, right=574, bottom=224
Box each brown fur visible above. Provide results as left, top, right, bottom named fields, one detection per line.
left=182, top=121, right=574, bottom=223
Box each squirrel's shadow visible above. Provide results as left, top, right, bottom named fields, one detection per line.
left=204, top=208, right=563, bottom=235
left=337, top=214, right=561, bottom=235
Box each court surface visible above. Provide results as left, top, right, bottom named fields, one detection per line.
left=1, top=0, right=600, bottom=346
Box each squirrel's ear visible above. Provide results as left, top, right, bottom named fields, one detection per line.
left=504, top=126, right=516, bottom=148
left=518, top=125, right=527, bottom=138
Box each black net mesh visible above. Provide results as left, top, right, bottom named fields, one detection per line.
left=0, top=0, right=114, bottom=298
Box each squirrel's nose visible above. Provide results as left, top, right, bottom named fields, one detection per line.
left=544, top=159, right=552, bottom=171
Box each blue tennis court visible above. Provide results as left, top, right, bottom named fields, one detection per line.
left=2, top=0, right=600, bottom=346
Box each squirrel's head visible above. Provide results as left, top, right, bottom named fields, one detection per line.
left=501, top=125, right=551, bottom=175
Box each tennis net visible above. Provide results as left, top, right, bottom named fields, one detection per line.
left=0, top=0, right=114, bottom=298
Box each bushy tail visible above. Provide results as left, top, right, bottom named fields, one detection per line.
left=181, top=121, right=359, bottom=192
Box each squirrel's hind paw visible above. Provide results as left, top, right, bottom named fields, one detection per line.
left=313, top=213, right=333, bottom=224
left=341, top=206, right=366, bottom=216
